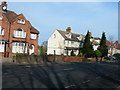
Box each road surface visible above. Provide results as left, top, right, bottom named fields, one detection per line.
left=2, top=62, right=120, bottom=89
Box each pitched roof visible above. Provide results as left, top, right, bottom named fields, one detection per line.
left=4, top=10, right=18, bottom=23
left=30, top=26, right=39, bottom=34
left=93, top=37, right=101, bottom=40
left=57, top=30, right=84, bottom=42
left=92, top=40, right=99, bottom=45
left=3, top=10, right=39, bottom=34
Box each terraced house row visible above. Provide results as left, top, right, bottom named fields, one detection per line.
left=0, top=2, right=39, bottom=57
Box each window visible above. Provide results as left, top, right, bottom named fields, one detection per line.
left=30, top=33, right=37, bottom=39
left=53, top=34, right=56, bottom=38
left=65, top=33, right=71, bottom=38
left=29, top=44, right=34, bottom=55
left=12, top=42, right=27, bottom=53
left=0, top=41, right=5, bottom=52
left=0, top=16, right=3, bottom=20
left=17, top=19, right=25, bottom=24
left=77, top=36, right=82, bottom=41
left=0, top=26, right=4, bottom=36
left=14, top=28, right=26, bottom=38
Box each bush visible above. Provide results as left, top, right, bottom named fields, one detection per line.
left=95, top=50, right=102, bottom=57
left=86, top=50, right=95, bottom=57
left=113, top=53, right=120, bottom=57
left=104, top=56, right=111, bottom=60
left=78, top=52, right=84, bottom=57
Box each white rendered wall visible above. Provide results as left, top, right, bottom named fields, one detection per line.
left=47, top=30, right=65, bottom=55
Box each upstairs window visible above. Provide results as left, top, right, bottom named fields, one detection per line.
left=17, top=19, right=25, bottom=24
left=0, top=16, right=3, bottom=20
left=30, top=33, right=37, bottom=39
left=0, top=26, right=4, bottom=36
left=77, top=36, right=83, bottom=41
left=65, top=33, right=71, bottom=38
left=14, top=28, right=26, bottom=38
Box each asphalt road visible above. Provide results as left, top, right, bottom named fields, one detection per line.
left=2, top=62, right=120, bottom=89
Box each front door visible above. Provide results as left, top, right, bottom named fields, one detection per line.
left=29, top=45, right=34, bottom=55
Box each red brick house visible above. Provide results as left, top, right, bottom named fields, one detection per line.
left=0, top=2, right=39, bottom=57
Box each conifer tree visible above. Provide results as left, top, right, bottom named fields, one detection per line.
left=98, top=32, right=108, bottom=60
left=82, top=31, right=94, bottom=57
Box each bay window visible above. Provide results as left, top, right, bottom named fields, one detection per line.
left=12, top=42, right=27, bottom=53
left=14, top=28, right=26, bottom=38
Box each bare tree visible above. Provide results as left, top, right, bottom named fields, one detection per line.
left=108, top=36, right=114, bottom=56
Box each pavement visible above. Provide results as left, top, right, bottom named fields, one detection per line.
left=2, top=61, right=120, bottom=89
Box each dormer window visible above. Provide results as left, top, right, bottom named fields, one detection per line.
left=65, top=33, right=71, bottom=38
left=0, top=26, right=4, bottom=36
left=17, top=19, right=25, bottom=24
left=14, top=28, right=26, bottom=38
left=77, top=36, right=82, bottom=41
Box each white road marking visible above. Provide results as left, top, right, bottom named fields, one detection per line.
left=25, top=66, right=31, bottom=68
left=65, top=84, right=76, bottom=88
left=63, top=68, right=73, bottom=71
left=82, top=80, right=90, bottom=84
left=96, top=76, right=101, bottom=79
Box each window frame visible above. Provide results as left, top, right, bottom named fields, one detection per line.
left=14, top=28, right=26, bottom=38
left=30, top=33, right=37, bottom=39
left=17, top=19, right=25, bottom=24
left=0, top=26, right=4, bottom=36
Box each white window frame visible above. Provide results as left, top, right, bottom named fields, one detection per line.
left=14, top=28, right=26, bottom=38
left=12, top=42, right=28, bottom=53
left=0, top=16, right=3, bottom=20
left=17, top=19, right=25, bottom=24
left=30, top=33, right=37, bottom=39
left=0, top=26, right=4, bottom=36
left=29, top=44, right=35, bottom=55
left=0, top=41, right=5, bottom=52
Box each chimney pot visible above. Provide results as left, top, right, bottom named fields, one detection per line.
left=66, top=27, right=71, bottom=33
left=1, top=1, right=7, bottom=5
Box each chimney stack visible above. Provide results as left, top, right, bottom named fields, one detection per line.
left=88, top=32, right=92, bottom=35
left=0, top=1, right=7, bottom=13
left=1, top=1, right=7, bottom=5
left=66, top=27, right=71, bottom=33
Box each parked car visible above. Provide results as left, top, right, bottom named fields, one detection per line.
left=109, top=56, right=120, bottom=60
left=104, top=56, right=120, bottom=60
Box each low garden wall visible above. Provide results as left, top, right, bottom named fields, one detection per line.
left=64, top=56, right=104, bottom=62
left=15, top=54, right=64, bottom=63
left=14, top=54, right=104, bottom=63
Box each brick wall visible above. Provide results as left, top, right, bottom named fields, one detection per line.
left=0, top=12, right=39, bottom=57
left=64, top=56, right=104, bottom=62
left=64, top=56, right=84, bottom=62
left=15, top=55, right=104, bottom=64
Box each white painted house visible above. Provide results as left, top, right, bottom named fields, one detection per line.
left=47, top=27, right=100, bottom=56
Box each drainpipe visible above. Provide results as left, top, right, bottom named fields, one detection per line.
left=7, top=22, right=11, bottom=57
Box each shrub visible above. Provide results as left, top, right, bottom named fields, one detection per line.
left=86, top=50, right=95, bottom=57
left=95, top=50, right=102, bottom=57
left=113, top=53, right=120, bottom=57
left=78, top=52, right=84, bottom=57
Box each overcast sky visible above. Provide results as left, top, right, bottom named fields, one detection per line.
left=8, top=2, right=118, bottom=45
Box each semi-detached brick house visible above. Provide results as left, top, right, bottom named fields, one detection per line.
left=0, top=2, right=39, bottom=57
